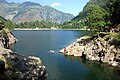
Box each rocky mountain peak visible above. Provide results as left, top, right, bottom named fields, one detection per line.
left=19, top=1, right=42, bottom=8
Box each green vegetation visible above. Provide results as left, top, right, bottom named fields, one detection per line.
left=0, top=55, right=12, bottom=69
left=61, top=20, right=86, bottom=29
left=62, top=0, right=120, bottom=31
left=86, top=5, right=109, bottom=31
left=0, top=16, right=15, bottom=30
left=15, top=20, right=60, bottom=29
left=107, top=0, right=120, bottom=27
left=0, top=0, right=119, bottom=32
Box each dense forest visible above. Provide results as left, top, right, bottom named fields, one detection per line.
left=15, top=20, right=60, bottom=29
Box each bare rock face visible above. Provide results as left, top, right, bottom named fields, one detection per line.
left=60, top=33, right=120, bottom=67
left=0, top=29, right=47, bottom=80
left=7, top=32, right=16, bottom=45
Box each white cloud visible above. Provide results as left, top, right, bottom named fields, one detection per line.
left=50, top=3, right=61, bottom=7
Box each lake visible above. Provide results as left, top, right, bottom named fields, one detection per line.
left=12, top=30, right=120, bottom=80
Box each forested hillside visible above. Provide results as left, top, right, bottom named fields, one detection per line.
left=62, top=0, right=120, bottom=32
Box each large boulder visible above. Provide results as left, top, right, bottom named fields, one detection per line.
left=0, top=48, right=47, bottom=80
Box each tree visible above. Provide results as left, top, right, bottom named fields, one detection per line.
left=15, top=20, right=60, bottom=29
left=86, top=5, right=109, bottom=31
left=4, top=20, right=14, bottom=30
left=107, top=0, right=120, bottom=27
left=0, top=17, right=14, bottom=31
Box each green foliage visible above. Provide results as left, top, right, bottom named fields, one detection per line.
left=105, top=33, right=120, bottom=46
left=63, top=0, right=109, bottom=30
left=86, top=5, right=109, bottom=31
left=61, top=20, right=87, bottom=29
left=112, top=34, right=120, bottom=46
left=107, top=0, right=120, bottom=27
left=4, top=20, right=14, bottom=30
left=0, top=17, right=15, bottom=30
left=15, top=20, right=60, bottom=29
left=0, top=55, right=12, bottom=69
left=72, top=0, right=107, bottom=21
left=69, top=0, right=120, bottom=31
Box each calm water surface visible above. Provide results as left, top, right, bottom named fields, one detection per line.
left=12, top=30, right=120, bottom=80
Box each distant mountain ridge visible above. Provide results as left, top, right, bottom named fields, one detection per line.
left=0, top=0, right=74, bottom=24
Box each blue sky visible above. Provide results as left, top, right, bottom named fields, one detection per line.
left=7, top=0, right=89, bottom=16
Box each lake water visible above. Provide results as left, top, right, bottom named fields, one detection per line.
left=12, top=30, right=120, bottom=80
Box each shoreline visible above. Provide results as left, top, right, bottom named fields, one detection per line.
left=14, top=28, right=89, bottom=31
left=60, top=33, right=120, bottom=67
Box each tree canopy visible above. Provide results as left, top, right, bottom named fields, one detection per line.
left=86, top=5, right=109, bottom=31
left=107, top=0, right=120, bottom=27
left=15, top=20, right=60, bottom=29
left=61, top=0, right=120, bottom=32
left=0, top=17, right=14, bottom=30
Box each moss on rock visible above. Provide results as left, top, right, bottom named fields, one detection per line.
left=0, top=55, right=12, bottom=69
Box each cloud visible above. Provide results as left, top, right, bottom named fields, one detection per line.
left=50, top=3, right=61, bottom=7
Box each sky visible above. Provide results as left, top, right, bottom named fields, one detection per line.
left=6, top=0, right=89, bottom=16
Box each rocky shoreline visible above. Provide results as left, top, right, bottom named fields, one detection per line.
left=0, top=28, right=47, bottom=80
left=60, top=32, right=120, bottom=67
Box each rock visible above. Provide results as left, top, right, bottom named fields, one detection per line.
left=0, top=38, right=4, bottom=48
left=7, top=32, right=16, bottom=45
left=60, top=33, right=120, bottom=67
left=111, top=62, right=119, bottom=66
left=0, top=60, right=5, bottom=74
left=0, top=48, right=47, bottom=80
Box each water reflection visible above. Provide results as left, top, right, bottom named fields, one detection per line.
left=64, top=55, right=120, bottom=80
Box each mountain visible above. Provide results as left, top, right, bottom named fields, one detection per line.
left=60, top=0, right=108, bottom=29
left=0, top=0, right=8, bottom=3
left=72, top=0, right=107, bottom=21
left=0, top=0, right=74, bottom=24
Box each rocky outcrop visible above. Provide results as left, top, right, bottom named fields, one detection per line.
left=60, top=32, right=120, bottom=67
left=0, top=48, right=47, bottom=80
left=0, top=28, right=16, bottom=49
left=0, top=28, right=47, bottom=80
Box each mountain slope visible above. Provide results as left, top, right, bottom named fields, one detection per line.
left=0, top=1, right=74, bottom=24
left=60, top=0, right=108, bottom=29
left=72, top=0, right=107, bottom=21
